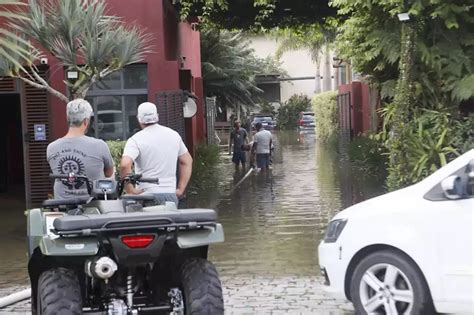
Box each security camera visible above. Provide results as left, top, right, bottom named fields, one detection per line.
left=40, top=58, right=48, bottom=65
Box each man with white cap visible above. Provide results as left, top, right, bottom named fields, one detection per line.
left=120, top=102, right=193, bottom=205
left=47, top=99, right=114, bottom=199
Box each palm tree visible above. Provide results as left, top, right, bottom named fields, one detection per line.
left=274, top=25, right=335, bottom=93
left=0, top=0, right=153, bottom=102
left=0, top=0, right=39, bottom=72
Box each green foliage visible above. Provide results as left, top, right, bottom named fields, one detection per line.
left=1, top=0, right=153, bottom=102
left=333, top=0, right=474, bottom=189
left=201, top=30, right=286, bottom=108
left=106, top=140, right=126, bottom=171
left=0, top=0, right=40, bottom=73
left=189, top=144, right=221, bottom=190
left=277, top=94, right=311, bottom=130
left=273, top=24, right=335, bottom=65
left=332, top=0, right=474, bottom=106
left=174, top=0, right=336, bottom=30
left=377, top=109, right=470, bottom=190
left=312, top=91, right=338, bottom=143
left=452, top=113, right=474, bottom=154
left=257, top=102, right=277, bottom=117
left=348, top=135, right=387, bottom=175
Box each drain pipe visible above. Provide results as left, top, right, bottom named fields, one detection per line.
left=0, top=288, right=31, bottom=308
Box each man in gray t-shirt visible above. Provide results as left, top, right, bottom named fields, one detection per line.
left=47, top=99, right=114, bottom=199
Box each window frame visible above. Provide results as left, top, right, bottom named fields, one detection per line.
left=86, top=65, right=148, bottom=140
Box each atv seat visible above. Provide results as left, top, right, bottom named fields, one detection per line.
left=42, top=197, right=90, bottom=209
left=53, top=209, right=217, bottom=233
left=122, top=194, right=156, bottom=202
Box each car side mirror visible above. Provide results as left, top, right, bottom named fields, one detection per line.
left=441, top=175, right=463, bottom=200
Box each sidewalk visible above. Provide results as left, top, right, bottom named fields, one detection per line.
left=0, top=276, right=353, bottom=314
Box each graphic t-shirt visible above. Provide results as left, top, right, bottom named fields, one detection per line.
left=254, top=129, right=272, bottom=154
left=122, top=124, right=188, bottom=194
left=230, top=128, right=248, bottom=152
left=46, top=136, right=114, bottom=199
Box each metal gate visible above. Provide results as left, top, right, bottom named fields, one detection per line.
left=337, top=92, right=352, bottom=142
left=156, top=90, right=185, bottom=140
left=205, top=96, right=217, bottom=144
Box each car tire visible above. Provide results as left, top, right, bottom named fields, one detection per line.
left=36, top=268, right=82, bottom=315
left=350, top=250, right=435, bottom=315
left=180, top=258, right=224, bottom=315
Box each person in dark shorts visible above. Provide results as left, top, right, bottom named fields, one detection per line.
left=229, top=120, right=248, bottom=170
left=252, top=122, right=273, bottom=172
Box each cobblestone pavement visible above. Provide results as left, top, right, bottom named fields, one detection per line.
left=0, top=276, right=353, bottom=314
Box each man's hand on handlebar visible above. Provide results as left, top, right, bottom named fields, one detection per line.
left=125, top=183, right=145, bottom=195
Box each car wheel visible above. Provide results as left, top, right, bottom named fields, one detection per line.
left=350, top=250, right=435, bottom=315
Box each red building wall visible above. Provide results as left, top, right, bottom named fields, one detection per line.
left=338, top=81, right=371, bottom=136
left=45, top=0, right=205, bottom=151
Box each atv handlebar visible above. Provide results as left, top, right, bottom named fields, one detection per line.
left=50, top=173, right=93, bottom=195
left=119, top=174, right=159, bottom=195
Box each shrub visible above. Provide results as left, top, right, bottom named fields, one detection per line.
left=348, top=135, right=387, bottom=174
left=380, top=109, right=467, bottom=190
left=452, top=113, right=474, bottom=154
left=188, top=144, right=221, bottom=190
left=277, top=94, right=311, bottom=130
left=312, top=91, right=338, bottom=143
left=106, top=140, right=126, bottom=171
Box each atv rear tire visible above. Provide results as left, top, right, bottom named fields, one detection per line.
left=37, top=268, right=82, bottom=315
left=180, top=258, right=224, bottom=315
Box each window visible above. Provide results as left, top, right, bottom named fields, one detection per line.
left=86, top=65, right=148, bottom=140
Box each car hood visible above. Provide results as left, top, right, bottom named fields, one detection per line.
left=332, top=184, right=425, bottom=221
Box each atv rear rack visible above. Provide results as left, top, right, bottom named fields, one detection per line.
left=54, top=220, right=217, bottom=236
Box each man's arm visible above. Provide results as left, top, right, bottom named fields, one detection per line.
left=228, top=132, right=233, bottom=155
left=120, top=139, right=142, bottom=194
left=176, top=152, right=193, bottom=198
left=102, top=141, right=115, bottom=177
left=251, top=133, right=258, bottom=154
left=120, top=156, right=143, bottom=194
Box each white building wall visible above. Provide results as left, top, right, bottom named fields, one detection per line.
left=249, top=36, right=337, bottom=103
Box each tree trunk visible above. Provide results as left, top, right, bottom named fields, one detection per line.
left=386, top=21, right=417, bottom=190
left=314, top=60, right=321, bottom=94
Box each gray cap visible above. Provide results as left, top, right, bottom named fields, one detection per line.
left=66, top=99, right=93, bottom=126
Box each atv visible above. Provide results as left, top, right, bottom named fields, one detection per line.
left=27, top=173, right=225, bottom=314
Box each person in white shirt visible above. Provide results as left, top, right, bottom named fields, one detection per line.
left=251, top=122, right=273, bottom=172
left=120, top=102, right=193, bottom=205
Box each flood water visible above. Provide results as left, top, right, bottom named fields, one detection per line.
left=0, top=131, right=385, bottom=289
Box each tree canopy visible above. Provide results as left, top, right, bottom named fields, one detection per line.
left=333, top=0, right=474, bottom=106
left=174, top=0, right=336, bottom=30
left=201, top=29, right=285, bottom=107
left=0, top=0, right=152, bottom=102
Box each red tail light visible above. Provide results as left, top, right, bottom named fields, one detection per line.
left=121, top=235, right=155, bottom=248
left=299, top=119, right=304, bottom=125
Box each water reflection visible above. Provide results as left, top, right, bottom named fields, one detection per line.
left=187, top=131, right=385, bottom=277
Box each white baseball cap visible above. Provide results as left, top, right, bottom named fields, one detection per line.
left=137, top=102, right=159, bottom=124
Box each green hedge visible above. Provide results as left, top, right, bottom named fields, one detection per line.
left=312, top=91, right=338, bottom=143
left=106, top=140, right=126, bottom=171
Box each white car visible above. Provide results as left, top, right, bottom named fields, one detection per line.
left=319, top=149, right=474, bottom=314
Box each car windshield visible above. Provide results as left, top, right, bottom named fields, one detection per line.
left=255, top=117, right=273, bottom=122
left=302, top=115, right=314, bottom=121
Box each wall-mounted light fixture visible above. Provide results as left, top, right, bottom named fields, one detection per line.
left=397, top=12, right=410, bottom=22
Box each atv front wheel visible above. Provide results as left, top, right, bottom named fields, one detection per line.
left=37, top=268, right=82, bottom=315
left=180, top=258, right=224, bottom=315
